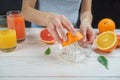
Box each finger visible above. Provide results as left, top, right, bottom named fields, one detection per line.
left=87, top=29, right=96, bottom=44
left=80, top=26, right=87, bottom=43
left=78, top=41, right=88, bottom=48
left=60, top=15, right=77, bottom=36
left=47, top=25, right=62, bottom=43
left=54, top=19, right=67, bottom=41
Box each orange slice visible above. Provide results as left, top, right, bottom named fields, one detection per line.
left=95, top=31, right=118, bottom=53
left=40, top=28, right=55, bottom=44
left=62, top=31, right=83, bottom=47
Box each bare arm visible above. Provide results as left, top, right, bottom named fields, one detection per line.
left=22, top=0, right=47, bottom=26
left=22, top=0, right=76, bottom=43
left=80, top=0, right=92, bottom=24
left=79, top=0, right=96, bottom=47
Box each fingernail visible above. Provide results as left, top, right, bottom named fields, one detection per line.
left=56, top=39, right=62, bottom=43
left=82, top=39, right=86, bottom=42
left=63, top=37, right=67, bottom=42
left=58, top=40, right=62, bottom=43
left=72, top=31, right=77, bottom=36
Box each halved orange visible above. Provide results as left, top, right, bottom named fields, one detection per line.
left=62, top=31, right=83, bottom=47
left=117, top=34, right=120, bottom=47
left=40, top=28, right=55, bottom=44
left=95, top=31, right=118, bottom=53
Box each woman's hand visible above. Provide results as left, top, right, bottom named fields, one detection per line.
left=44, top=12, right=76, bottom=43
left=79, top=22, right=96, bottom=47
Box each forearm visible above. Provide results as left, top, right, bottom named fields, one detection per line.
left=80, top=0, right=93, bottom=25
left=22, top=0, right=48, bottom=26
left=80, top=11, right=92, bottom=24
left=79, top=0, right=96, bottom=47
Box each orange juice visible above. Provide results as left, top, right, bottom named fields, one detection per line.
left=7, top=11, right=26, bottom=42
left=0, top=29, right=17, bottom=52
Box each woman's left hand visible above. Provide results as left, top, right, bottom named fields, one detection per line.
left=79, top=22, right=97, bottom=47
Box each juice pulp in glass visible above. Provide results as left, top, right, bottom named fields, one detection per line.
left=0, top=29, right=17, bottom=52
left=7, top=13, right=26, bottom=42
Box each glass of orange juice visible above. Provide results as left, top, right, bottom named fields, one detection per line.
left=0, top=26, right=17, bottom=52
left=7, top=11, right=26, bottom=43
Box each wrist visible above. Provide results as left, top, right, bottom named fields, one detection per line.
left=38, top=12, right=49, bottom=26
left=80, top=11, right=92, bottom=24
left=80, top=18, right=92, bottom=29
left=81, top=18, right=91, bottom=25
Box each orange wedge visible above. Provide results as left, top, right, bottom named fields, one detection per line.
left=95, top=31, right=118, bottom=53
left=62, top=31, right=83, bottom=47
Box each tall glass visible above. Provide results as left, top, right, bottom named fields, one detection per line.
left=7, top=11, right=26, bottom=43
left=0, top=26, right=17, bottom=52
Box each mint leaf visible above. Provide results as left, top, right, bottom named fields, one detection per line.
left=45, top=47, right=51, bottom=55
left=97, top=56, right=109, bottom=69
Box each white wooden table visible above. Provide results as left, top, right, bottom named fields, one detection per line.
left=0, top=28, right=120, bottom=80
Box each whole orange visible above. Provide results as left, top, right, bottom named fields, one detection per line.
left=98, top=18, right=116, bottom=33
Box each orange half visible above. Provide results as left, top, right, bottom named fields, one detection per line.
left=117, top=34, right=120, bottom=47
left=95, top=31, right=118, bottom=53
left=62, top=31, right=83, bottom=47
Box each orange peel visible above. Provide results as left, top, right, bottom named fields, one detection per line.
left=62, top=31, right=83, bottom=47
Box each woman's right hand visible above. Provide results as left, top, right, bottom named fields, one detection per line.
left=22, top=0, right=76, bottom=43
left=44, top=12, right=77, bottom=43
